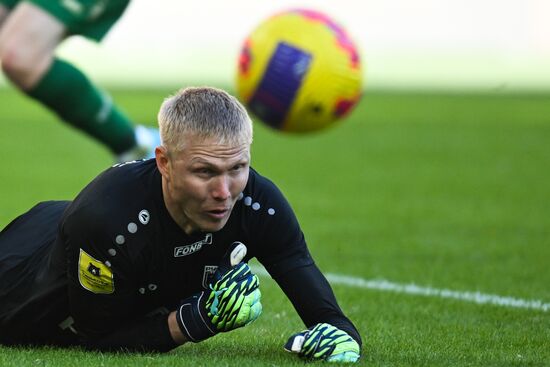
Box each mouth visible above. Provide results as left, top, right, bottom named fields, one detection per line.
left=205, top=207, right=230, bottom=219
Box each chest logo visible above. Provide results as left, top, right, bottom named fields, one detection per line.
left=202, top=265, right=219, bottom=289
left=174, top=233, right=213, bottom=257
left=138, top=210, right=150, bottom=225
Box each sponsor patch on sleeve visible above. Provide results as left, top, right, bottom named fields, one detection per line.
left=78, top=249, right=114, bottom=294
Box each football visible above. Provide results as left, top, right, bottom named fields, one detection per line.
left=236, top=8, right=363, bottom=133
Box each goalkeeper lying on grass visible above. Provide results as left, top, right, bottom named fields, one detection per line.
left=0, top=87, right=361, bottom=363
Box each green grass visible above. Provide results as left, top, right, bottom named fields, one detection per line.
left=1, top=87, right=550, bottom=366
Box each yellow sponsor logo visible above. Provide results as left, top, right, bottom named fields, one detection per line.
left=78, top=249, right=114, bottom=294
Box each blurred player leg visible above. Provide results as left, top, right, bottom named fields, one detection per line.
left=0, top=5, right=9, bottom=26
left=0, top=2, right=156, bottom=159
left=0, top=2, right=64, bottom=87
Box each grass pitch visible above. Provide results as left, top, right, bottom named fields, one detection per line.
left=1, top=87, right=549, bottom=366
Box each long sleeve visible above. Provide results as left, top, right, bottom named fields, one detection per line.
left=81, top=313, right=177, bottom=352
left=272, top=263, right=362, bottom=347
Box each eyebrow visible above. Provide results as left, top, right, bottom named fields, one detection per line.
left=189, top=155, right=250, bottom=166
left=189, top=158, right=213, bottom=165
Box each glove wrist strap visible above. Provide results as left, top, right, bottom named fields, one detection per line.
left=176, top=291, right=216, bottom=343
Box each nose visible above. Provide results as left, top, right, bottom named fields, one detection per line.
left=211, top=175, right=231, bottom=201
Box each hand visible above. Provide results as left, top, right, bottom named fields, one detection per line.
left=175, top=242, right=262, bottom=342
left=284, top=323, right=360, bottom=363
left=206, top=261, right=262, bottom=331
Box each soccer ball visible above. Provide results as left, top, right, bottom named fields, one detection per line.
left=236, top=9, right=363, bottom=133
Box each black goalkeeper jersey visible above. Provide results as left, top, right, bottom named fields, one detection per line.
left=0, top=159, right=360, bottom=351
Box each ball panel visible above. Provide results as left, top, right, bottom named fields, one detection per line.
left=247, top=42, right=312, bottom=130
left=236, top=8, right=363, bottom=133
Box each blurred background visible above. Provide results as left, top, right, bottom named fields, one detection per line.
left=1, top=0, right=548, bottom=91
left=1, top=2, right=550, bottom=364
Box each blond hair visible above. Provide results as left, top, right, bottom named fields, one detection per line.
left=158, top=86, right=253, bottom=152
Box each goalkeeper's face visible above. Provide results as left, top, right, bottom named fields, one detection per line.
left=157, top=133, right=250, bottom=235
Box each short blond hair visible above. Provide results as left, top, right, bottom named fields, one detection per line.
left=158, top=86, right=253, bottom=152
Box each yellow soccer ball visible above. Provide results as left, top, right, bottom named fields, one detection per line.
left=236, top=9, right=363, bottom=133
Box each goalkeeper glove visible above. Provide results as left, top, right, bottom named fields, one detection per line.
left=284, top=323, right=361, bottom=363
left=176, top=242, right=262, bottom=342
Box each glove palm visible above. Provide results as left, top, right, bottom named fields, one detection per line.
left=285, top=323, right=360, bottom=363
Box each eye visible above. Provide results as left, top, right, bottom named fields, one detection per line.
left=232, top=163, right=248, bottom=172
left=194, top=167, right=213, bottom=176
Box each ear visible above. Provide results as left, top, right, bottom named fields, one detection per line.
left=155, top=145, right=171, bottom=181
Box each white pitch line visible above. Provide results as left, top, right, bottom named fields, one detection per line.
left=250, top=265, right=550, bottom=312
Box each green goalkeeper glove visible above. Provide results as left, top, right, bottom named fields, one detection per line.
left=205, top=257, right=262, bottom=331
left=284, top=323, right=360, bottom=363
left=176, top=242, right=262, bottom=342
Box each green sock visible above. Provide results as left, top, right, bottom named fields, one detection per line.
left=26, top=58, right=136, bottom=154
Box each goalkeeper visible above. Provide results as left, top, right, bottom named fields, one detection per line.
left=0, top=87, right=362, bottom=362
